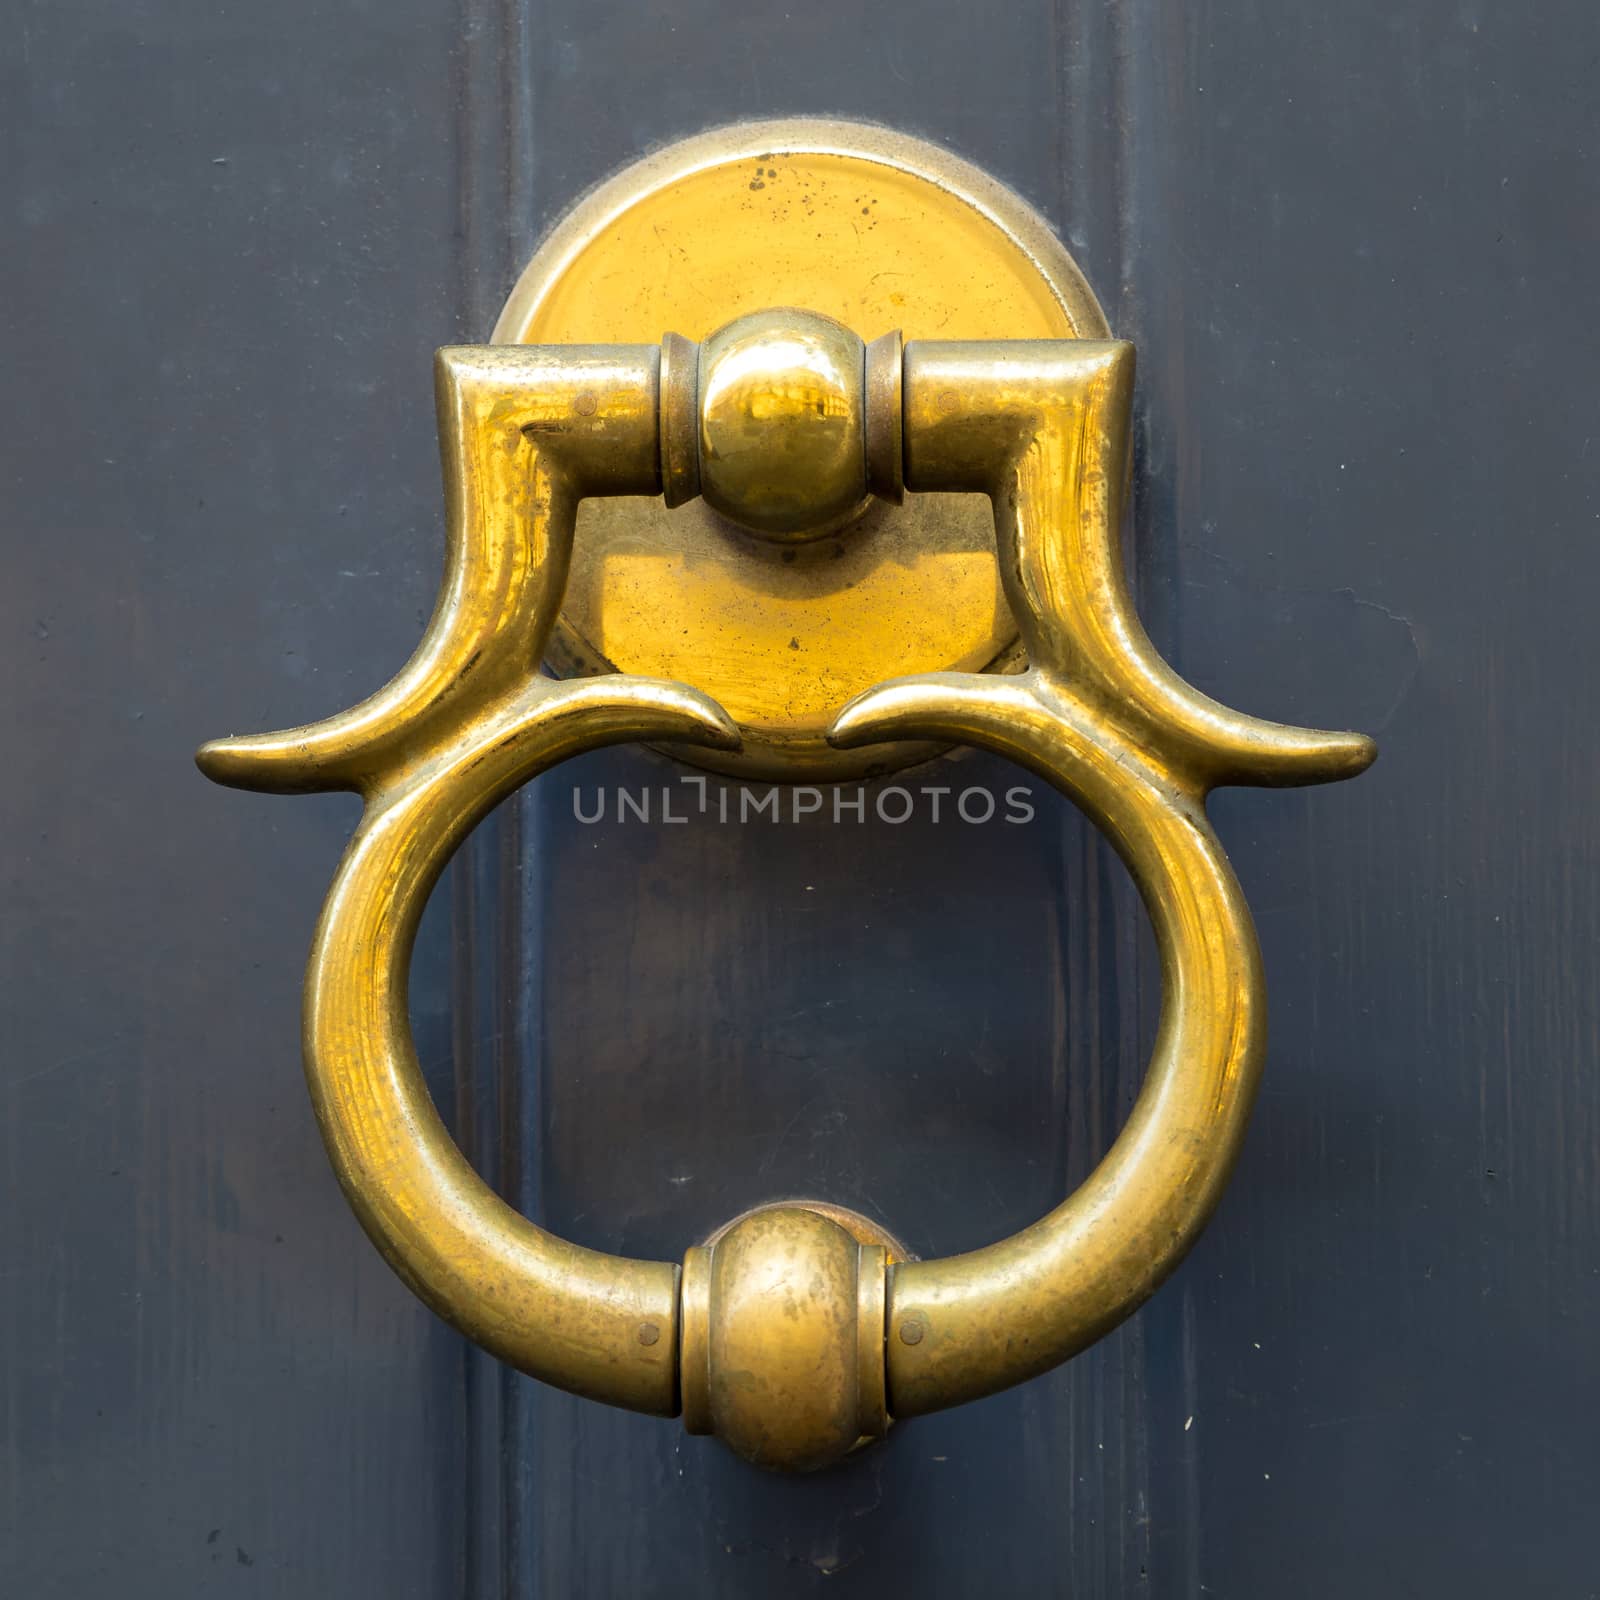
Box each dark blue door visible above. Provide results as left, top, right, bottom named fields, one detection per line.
left=6, top=2, right=1597, bottom=1594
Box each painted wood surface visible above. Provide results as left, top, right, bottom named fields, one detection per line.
left=5, top=1, right=1597, bottom=1594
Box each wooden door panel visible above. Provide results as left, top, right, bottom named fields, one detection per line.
left=4, top=1, right=473, bottom=1593
left=7, top=0, right=1598, bottom=1594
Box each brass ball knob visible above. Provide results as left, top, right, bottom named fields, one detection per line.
left=680, top=1202, right=894, bottom=1471
left=696, top=308, right=868, bottom=540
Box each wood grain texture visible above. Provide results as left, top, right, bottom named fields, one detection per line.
left=2, top=0, right=474, bottom=1591
left=1120, top=4, right=1600, bottom=1593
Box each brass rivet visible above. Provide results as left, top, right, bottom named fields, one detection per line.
left=637, top=1321, right=661, bottom=1346
left=898, top=1317, right=925, bottom=1346
left=574, top=390, right=598, bottom=416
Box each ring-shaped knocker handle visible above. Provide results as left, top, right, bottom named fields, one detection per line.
left=199, top=323, right=1374, bottom=1470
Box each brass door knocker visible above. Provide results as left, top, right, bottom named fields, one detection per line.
left=199, top=121, right=1374, bottom=1471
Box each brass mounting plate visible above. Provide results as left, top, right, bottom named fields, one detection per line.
left=494, top=118, right=1109, bottom=780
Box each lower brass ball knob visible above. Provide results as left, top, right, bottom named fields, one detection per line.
left=680, top=1203, right=893, bottom=1471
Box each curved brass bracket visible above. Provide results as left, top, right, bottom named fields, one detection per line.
left=199, top=315, right=1373, bottom=1470
left=833, top=339, right=1373, bottom=1416
left=200, top=345, right=738, bottom=1418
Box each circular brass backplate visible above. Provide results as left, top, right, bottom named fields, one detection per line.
left=494, top=118, right=1109, bottom=780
